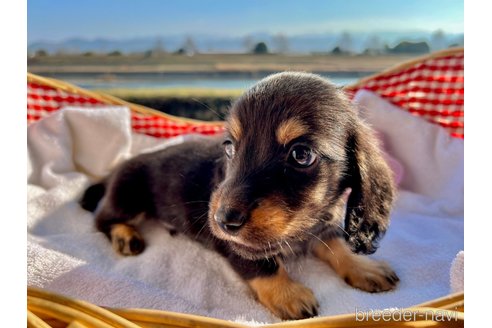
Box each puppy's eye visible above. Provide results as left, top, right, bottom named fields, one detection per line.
left=290, top=145, right=317, bottom=167
left=223, top=140, right=235, bottom=159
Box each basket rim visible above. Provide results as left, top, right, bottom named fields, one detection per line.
left=28, top=286, right=464, bottom=328
left=27, top=72, right=225, bottom=126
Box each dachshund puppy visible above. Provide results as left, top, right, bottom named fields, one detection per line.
left=80, top=72, right=399, bottom=320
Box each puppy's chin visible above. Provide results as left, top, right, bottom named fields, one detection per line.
left=208, top=218, right=282, bottom=260
left=229, top=241, right=280, bottom=260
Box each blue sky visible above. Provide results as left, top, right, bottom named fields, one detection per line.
left=28, top=0, right=463, bottom=43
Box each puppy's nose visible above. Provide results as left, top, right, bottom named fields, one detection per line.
left=214, top=207, right=246, bottom=234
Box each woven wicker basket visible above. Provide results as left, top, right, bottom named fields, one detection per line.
left=27, top=48, right=464, bottom=327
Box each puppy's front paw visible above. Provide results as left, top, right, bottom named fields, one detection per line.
left=313, top=238, right=398, bottom=293
left=248, top=269, right=319, bottom=320
left=267, top=281, right=318, bottom=320
left=343, top=257, right=399, bottom=293
left=110, top=224, right=145, bottom=256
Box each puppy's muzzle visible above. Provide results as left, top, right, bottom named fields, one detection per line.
left=214, top=207, right=246, bottom=235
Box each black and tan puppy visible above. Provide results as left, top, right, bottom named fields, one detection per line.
left=80, top=72, right=399, bottom=320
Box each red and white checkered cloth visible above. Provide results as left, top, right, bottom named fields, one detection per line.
left=345, top=51, right=464, bottom=138
left=27, top=50, right=464, bottom=139
left=27, top=82, right=104, bottom=123
left=27, top=81, right=224, bottom=138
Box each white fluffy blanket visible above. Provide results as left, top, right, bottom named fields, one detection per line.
left=27, top=91, right=464, bottom=324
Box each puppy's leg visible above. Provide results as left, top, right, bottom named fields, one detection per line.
left=248, top=264, right=319, bottom=320
left=313, top=237, right=399, bottom=292
left=108, top=223, right=145, bottom=256
left=95, top=209, right=146, bottom=256
left=228, top=255, right=318, bottom=320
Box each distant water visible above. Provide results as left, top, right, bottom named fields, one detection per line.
left=43, top=72, right=369, bottom=90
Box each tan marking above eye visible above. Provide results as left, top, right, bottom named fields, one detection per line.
left=276, top=118, right=308, bottom=146
left=226, top=115, right=242, bottom=141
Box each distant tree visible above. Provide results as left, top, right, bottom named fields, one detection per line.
left=151, top=37, right=166, bottom=57
left=83, top=51, right=94, bottom=56
left=452, top=34, right=464, bottom=48
left=252, top=42, right=268, bottom=54
left=174, top=48, right=186, bottom=55
left=363, top=35, right=384, bottom=55
left=431, top=29, right=446, bottom=51
left=55, top=49, right=68, bottom=56
left=242, top=35, right=254, bottom=53
left=331, top=45, right=352, bottom=55
left=388, top=41, right=430, bottom=54
left=180, top=36, right=197, bottom=55
left=273, top=33, right=289, bottom=54
left=35, top=49, right=48, bottom=57
left=331, top=46, right=343, bottom=55
left=337, top=31, right=353, bottom=53
left=108, top=50, right=122, bottom=56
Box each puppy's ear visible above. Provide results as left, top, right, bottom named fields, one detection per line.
left=342, top=122, right=395, bottom=254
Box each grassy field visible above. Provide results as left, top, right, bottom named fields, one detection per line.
left=28, top=53, right=417, bottom=74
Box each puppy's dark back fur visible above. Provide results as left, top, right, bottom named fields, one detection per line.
left=84, top=136, right=225, bottom=245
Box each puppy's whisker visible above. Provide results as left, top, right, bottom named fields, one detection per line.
left=307, top=232, right=335, bottom=256
left=180, top=211, right=209, bottom=235
left=277, top=240, right=286, bottom=255
left=186, top=211, right=208, bottom=225
left=194, top=222, right=208, bottom=240
left=191, top=211, right=210, bottom=239
left=284, top=240, right=295, bottom=256
left=191, top=98, right=226, bottom=120
left=335, top=223, right=350, bottom=237
left=194, top=210, right=209, bottom=221
left=182, top=201, right=211, bottom=205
